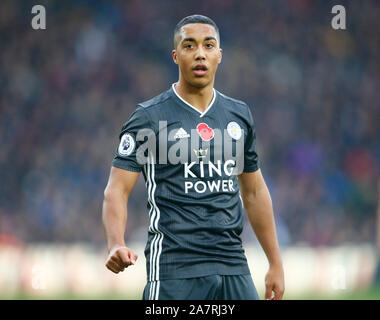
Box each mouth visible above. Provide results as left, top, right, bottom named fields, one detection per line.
left=192, top=64, right=208, bottom=77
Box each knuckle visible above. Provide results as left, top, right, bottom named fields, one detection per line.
left=111, top=256, right=119, bottom=263
left=119, top=259, right=127, bottom=266
left=106, top=265, right=116, bottom=273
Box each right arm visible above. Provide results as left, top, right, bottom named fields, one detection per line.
left=102, top=166, right=140, bottom=274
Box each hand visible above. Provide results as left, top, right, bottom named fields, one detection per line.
left=105, top=245, right=138, bottom=274
left=264, top=263, right=285, bottom=300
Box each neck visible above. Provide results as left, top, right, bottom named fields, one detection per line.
left=174, top=78, right=214, bottom=113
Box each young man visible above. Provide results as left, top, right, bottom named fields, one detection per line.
left=102, top=15, right=284, bottom=300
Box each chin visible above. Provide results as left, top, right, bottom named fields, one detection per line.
left=187, top=77, right=211, bottom=89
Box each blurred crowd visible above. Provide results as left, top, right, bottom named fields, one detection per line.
left=0, top=0, right=379, bottom=248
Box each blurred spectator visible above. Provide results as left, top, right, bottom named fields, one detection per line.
left=0, top=0, right=379, bottom=248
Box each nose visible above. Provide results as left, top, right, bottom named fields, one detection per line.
left=194, top=45, right=206, bottom=61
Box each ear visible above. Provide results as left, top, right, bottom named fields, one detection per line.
left=172, top=49, right=178, bottom=65
left=218, top=48, right=223, bottom=64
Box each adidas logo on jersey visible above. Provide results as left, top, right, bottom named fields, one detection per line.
left=174, top=128, right=190, bottom=139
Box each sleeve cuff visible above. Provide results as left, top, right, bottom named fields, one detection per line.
left=112, top=159, right=142, bottom=172
left=243, top=164, right=260, bottom=173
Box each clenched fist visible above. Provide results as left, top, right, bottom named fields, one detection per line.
left=105, top=245, right=138, bottom=274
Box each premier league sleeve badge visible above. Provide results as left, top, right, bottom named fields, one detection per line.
left=118, top=133, right=135, bottom=156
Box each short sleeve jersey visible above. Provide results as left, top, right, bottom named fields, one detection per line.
left=112, top=84, right=260, bottom=281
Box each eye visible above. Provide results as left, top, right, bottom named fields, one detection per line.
left=184, top=43, right=193, bottom=49
left=205, top=43, right=214, bottom=48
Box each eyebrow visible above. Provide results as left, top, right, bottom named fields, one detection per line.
left=181, top=36, right=217, bottom=44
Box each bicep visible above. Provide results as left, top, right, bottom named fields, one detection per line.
left=104, top=166, right=141, bottom=198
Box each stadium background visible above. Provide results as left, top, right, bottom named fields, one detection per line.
left=0, top=0, right=379, bottom=299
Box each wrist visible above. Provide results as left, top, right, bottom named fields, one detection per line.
left=108, top=242, right=126, bottom=253
left=268, top=258, right=283, bottom=268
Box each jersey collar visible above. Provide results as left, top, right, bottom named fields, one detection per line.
left=171, top=83, right=216, bottom=118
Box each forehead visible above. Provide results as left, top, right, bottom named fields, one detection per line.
left=178, top=23, right=218, bottom=41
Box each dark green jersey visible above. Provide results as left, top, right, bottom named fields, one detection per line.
left=112, top=84, right=260, bottom=283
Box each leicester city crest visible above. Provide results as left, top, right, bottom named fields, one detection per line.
left=227, top=121, right=242, bottom=140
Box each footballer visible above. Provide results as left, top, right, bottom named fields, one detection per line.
left=102, top=14, right=284, bottom=300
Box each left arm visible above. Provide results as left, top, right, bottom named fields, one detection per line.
left=238, top=169, right=285, bottom=300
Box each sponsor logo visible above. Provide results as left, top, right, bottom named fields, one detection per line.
left=173, top=128, right=190, bottom=139
left=183, top=160, right=236, bottom=193
left=123, top=121, right=246, bottom=172
left=193, top=148, right=208, bottom=159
